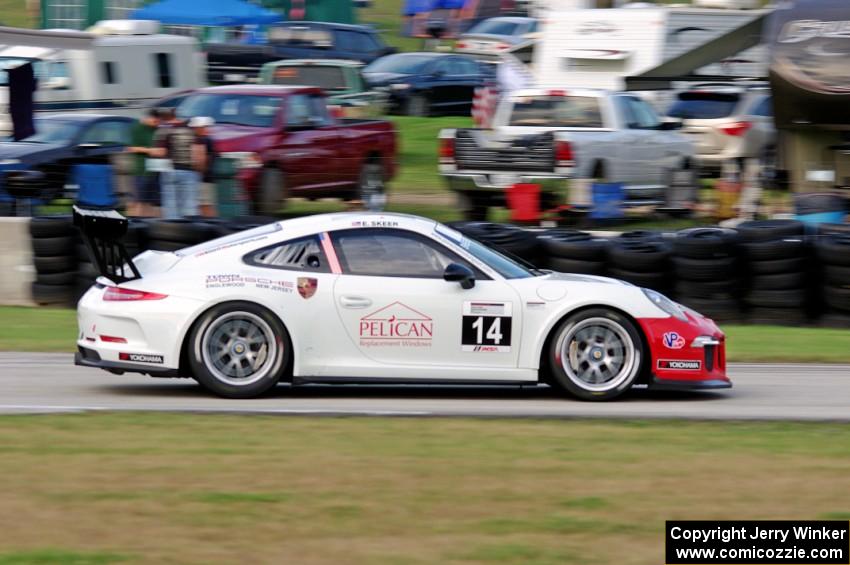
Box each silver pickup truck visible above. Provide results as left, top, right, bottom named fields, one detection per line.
left=438, top=88, right=696, bottom=218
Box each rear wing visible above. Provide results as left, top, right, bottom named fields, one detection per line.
left=73, top=206, right=140, bottom=283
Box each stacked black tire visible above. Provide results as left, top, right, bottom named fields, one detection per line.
left=30, top=216, right=78, bottom=306
left=146, top=218, right=217, bottom=252
left=606, top=231, right=671, bottom=293
left=448, top=222, right=540, bottom=266
left=738, top=220, right=809, bottom=326
left=536, top=229, right=609, bottom=275
left=816, top=234, right=850, bottom=327
left=670, top=227, right=742, bottom=322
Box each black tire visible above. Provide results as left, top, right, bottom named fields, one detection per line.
left=745, top=288, right=806, bottom=308
left=815, top=235, right=850, bottom=266
left=448, top=222, right=539, bottom=264
left=257, top=167, right=285, bottom=216
left=33, top=255, right=76, bottom=274
left=78, top=262, right=99, bottom=279
left=749, top=257, right=806, bottom=275
left=358, top=161, right=387, bottom=211
left=736, top=219, right=804, bottom=243
left=35, top=271, right=76, bottom=286
left=29, top=215, right=74, bottom=238
left=676, top=297, right=742, bottom=322
left=457, top=191, right=489, bottom=221
left=538, top=230, right=609, bottom=261
left=819, top=312, right=850, bottom=328
left=147, top=219, right=212, bottom=245
left=672, top=256, right=737, bottom=281
left=607, top=241, right=670, bottom=273
left=824, top=264, right=850, bottom=286
left=31, top=236, right=75, bottom=257
left=616, top=230, right=663, bottom=244
left=674, top=279, right=740, bottom=300
left=824, top=285, right=850, bottom=313
left=405, top=94, right=430, bottom=117
left=31, top=282, right=75, bottom=306
left=546, top=257, right=605, bottom=275
left=189, top=301, right=290, bottom=399
left=148, top=239, right=188, bottom=252
left=749, top=271, right=806, bottom=291
left=606, top=267, right=667, bottom=289
left=546, top=308, right=643, bottom=401
left=741, top=238, right=806, bottom=261
left=748, top=307, right=808, bottom=326
left=671, top=227, right=739, bottom=259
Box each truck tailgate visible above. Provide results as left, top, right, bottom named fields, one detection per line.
left=454, top=129, right=555, bottom=172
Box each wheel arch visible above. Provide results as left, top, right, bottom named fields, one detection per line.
left=177, top=297, right=296, bottom=381
left=535, top=303, right=652, bottom=385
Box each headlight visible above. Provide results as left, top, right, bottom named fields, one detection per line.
left=0, top=159, right=20, bottom=166
left=642, top=288, right=688, bottom=322
left=390, top=83, right=411, bottom=90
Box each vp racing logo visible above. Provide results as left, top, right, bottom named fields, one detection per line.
left=662, top=331, right=685, bottom=350
left=359, top=302, right=433, bottom=348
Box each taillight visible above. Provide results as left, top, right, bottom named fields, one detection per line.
left=548, top=89, right=567, bottom=97
left=496, top=43, right=510, bottom=50
left=439, top=137, right=455, bottom=163
left=456, top=41, right=467, bottom=49
left=103, top=287, right=167, bottom=301
left=555, top=140, right=574, bottom=167
left=100, top=335, right=127, bottom=343
left=719, top=121, right=752, bottom=137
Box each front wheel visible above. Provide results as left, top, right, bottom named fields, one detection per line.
left=547, top=308, right=643, bottom=401
left=189, top=302, right=290, bottom=398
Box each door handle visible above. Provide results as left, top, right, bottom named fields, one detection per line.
left=340, top=296, right=372, bottom=309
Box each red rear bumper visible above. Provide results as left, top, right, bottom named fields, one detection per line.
left=637, top=313, right=731, bottom=391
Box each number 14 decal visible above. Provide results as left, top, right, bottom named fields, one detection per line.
left=462, top=301, right=513, bottom=353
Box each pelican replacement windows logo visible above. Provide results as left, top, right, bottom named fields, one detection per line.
left=358, top=302, right=433, bottom=348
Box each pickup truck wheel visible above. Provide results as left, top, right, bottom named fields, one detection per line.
left=359, top=162, right=387, bottom=211
left=257, top=168, right=286, bottom=216
left=458, top=191, right=488, bottom=221
left=406, top=95, right=430, bottom=117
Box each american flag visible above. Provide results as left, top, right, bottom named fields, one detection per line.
left=471, top=86, right=499, bottom=129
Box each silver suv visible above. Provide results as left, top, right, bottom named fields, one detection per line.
left=666, top=85, right=774, bottom=176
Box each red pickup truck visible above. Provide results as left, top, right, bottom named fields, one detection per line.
left=175, top=85, right=397, bottom=214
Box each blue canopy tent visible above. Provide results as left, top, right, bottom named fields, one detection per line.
left=132, top=0, right=283, bottom=26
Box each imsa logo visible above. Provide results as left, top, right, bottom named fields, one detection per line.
left=119, top=353, right=164, bottom=364
left=657, top=359, right=701, bottom=371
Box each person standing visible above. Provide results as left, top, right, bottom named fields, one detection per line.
left=126, top=108, right=162, bottom=217
left=189, top=116, right=218, bottom=217
left=154, top=110, right=200, bottom=219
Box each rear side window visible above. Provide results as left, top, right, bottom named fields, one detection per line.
left=509, top=95, right=603, bottom=128
left=154, top=53, right=173, bottom=88
left=272, top=65, right=347, bottom=90
left=751, top=96, right=772, bottom=117
left=668, top=92, right=740, bottom=119
left=246, top=235, right=329, bottom=272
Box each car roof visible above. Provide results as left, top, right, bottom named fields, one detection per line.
left=279, top=211, right=439, bottom=234
left=195, top=85, right=321, bottom=96
left=265, top=58, right=364, bottom=68
left=35, top=114, right=133, bottom=122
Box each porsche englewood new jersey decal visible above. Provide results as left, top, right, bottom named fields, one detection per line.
left=462, top=301, right=512, bottom=352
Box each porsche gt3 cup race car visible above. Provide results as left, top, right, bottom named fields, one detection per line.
left=73, top=208, right=730, bottom=400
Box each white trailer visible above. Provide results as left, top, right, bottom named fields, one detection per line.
left=0, top=20, right=203, bottom=135
left=532, top=5, right=769, bottom=91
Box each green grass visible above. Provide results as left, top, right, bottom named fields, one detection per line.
left=3, top=305, right=850, bottom=362
left=390, top=115, right=472, bottom=194
left=0, top=413, right=846, bottom=564
left=0, top=0, right=36, bottom=28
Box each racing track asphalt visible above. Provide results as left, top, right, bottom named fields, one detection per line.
left=0, top=353, right=848, bottom=421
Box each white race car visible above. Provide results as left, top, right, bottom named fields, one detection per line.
left=74, top=209, right=730, bottom=400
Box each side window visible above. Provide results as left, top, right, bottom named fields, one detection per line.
left=246, top=235, right=329, bottom=272
left=80, top=121, right=130, bottom=145
left=336, top=30, right=375, bottom=53
left=332, top=229, right=472, bottom=278
left=433, top=59, right=451, bottom=76
left=456, top=58, right=479, bottom=75
left=752, top=96, right=772, bottom=117
left=308, top=94, right=332, bottom=126
left=101, top=61, right=118, bottom=85
left=153, top=53, right=173, bottom=88
left=626, top=97, right=660, bottom=129
left=360, top=33, right=382, bottom=52
left=285, top=93, right=312, bottom=127
left=614, top=96, right=637, bottom=128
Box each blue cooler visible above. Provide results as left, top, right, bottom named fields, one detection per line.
left=74, top=164, right=116, bottom=208
left=590, top=182, right=625, bottom=220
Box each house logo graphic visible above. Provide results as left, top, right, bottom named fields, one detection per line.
left=359, top=302, right=433, bottom=348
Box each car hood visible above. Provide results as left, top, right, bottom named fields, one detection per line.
left=0, top=141, right=63, bottom=162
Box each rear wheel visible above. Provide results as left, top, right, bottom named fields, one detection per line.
left=458, top=191, right=489, bottom=221
left=548, top=308, right=643, bottom=401
left=257, top=167, right=285, bottom=216
left=189, top=302, right=290, bottom=398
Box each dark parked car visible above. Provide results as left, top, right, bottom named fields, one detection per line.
left=205, top=22, right=396, bottom=85
left=0, top=114, right=133, bottom=202
left=362, top=52, right=491, bottom=116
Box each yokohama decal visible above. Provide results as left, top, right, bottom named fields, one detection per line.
left=657, top=359, right=701, bottom=371
left=119, top=352, right=164, bottom=364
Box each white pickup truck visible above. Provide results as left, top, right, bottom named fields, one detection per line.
left=438, top=88, right=696, bottom=218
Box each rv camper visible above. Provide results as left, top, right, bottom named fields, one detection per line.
left=533, top=5, right=768, bottom=91
left=0, top=20, right=202, bottom=136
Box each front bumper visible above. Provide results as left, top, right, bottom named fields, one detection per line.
left=638, top=312, right=730, bottom=390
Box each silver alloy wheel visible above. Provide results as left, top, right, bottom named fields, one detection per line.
left=201, top=311, right=278, bottom=387
left=555, top=317, right=638, bottom=392
left=360, top=163, right=387, bottom=211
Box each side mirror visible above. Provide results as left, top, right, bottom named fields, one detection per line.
left=443, top=262, right=475, bottom=289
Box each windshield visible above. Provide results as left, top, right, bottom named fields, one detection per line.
left=668, top=92, right=740, bottom=119
left=468, top=19, right=522, bottom=36
left=364, top=54, right=433, bottom=75
left=178, top=94, right=281, bottom=127
left=509, top=95, right=603, bottom=128
left=435, top=224, right=535, bottom=279
left=271, top=65, right=348, bottom=91
left=18, top=120, right=81, bottom=144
